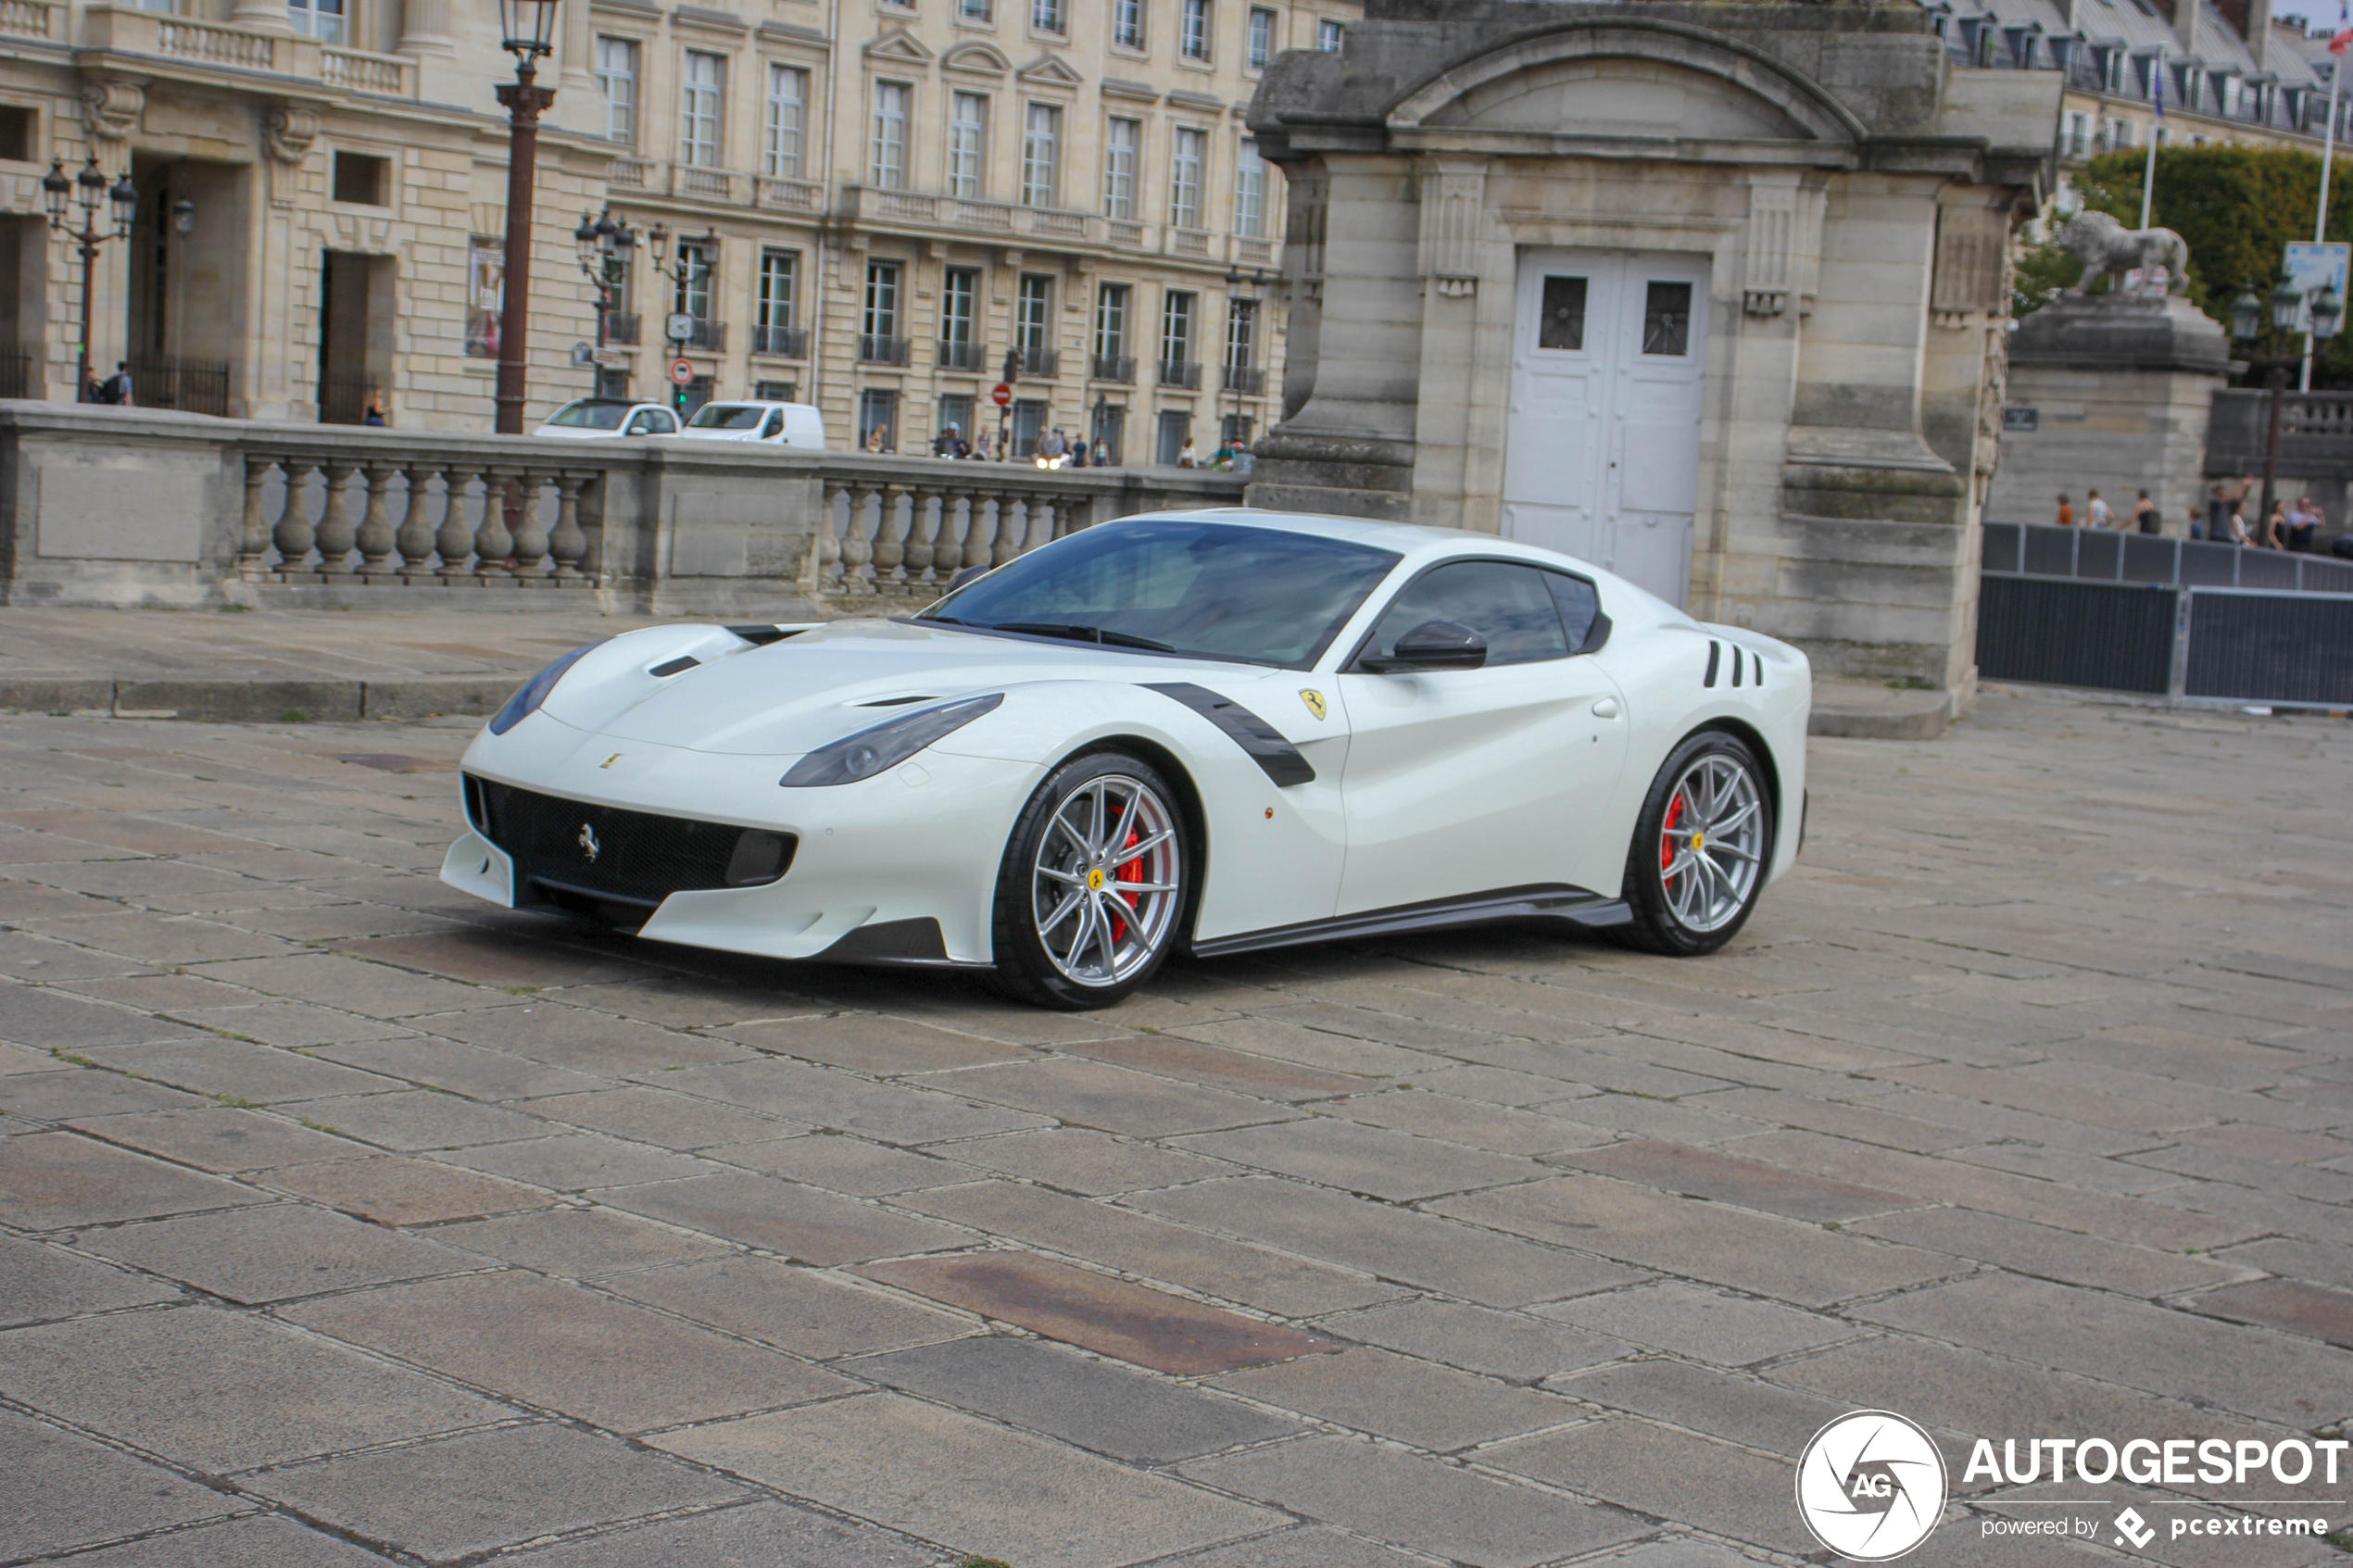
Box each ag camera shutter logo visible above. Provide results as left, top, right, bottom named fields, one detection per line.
left=1796, top=1411, right=1948, bottom=1561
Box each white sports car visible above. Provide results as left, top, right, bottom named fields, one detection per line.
left=443, top=509, right=1809, bottom=1008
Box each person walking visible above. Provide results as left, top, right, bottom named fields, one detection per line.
left=2286, top=495, right=2325, bottom=552
left=2084, top=489, right=2114, bottom=530
left=2131, top=490, right=2157, bottom=533
left=1039, top=427, right=1069, bottom=465
left=1177, top=435, right=1198, bottom=468
left=932, top=423, right=965, bottom=458
left=2055, top=493, right=2075, bottom=528
left=2228, top=498, right=2254, bottom=546
left=2208, top=476, right=2253, bottom=542
left=2260, top=498, right=2291, bottom=549
left=1091, top=435, right=1110, bottom=467
left=363, top=393, right=388, bottom=427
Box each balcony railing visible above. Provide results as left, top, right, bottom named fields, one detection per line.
left=861, top=334, right=911, bottom=366
left=1090, top=354, right=1135, bottom=384
left=0, top=0, right=60, bottom=39
left=938, top=339, right=988, bottom=372
left=603, top=314, right=641, bottom=346
left=1170, top=229, right=1211, bottom=257
left=756, top=177, right=824, bottom=212
left=666, top=318, right=726, bottom=353
left=752, top=324, right=807, bottom=358
left=78, top=7, right=415, bottom=95
left=1159, top=359, right=1202, bottom=390
left=1017, top=346, right=1060, bottom=379
left=1223, top=365, right=1265, bottom=395
left=673, top=165, right=734, bottom=202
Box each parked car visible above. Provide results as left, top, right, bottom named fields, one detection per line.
left=534, top=399, right=680, bottom=439
left=674, top=399, right=829, bottom=451
left=444, top=509, right=1811, bottom=1008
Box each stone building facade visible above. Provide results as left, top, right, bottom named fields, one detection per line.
left=1247, top=0, right=2057, bottom=693
left=0, top=0, right=1353, bottom=451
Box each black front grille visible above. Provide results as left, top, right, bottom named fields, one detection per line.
left=465, top=775, right=795, bottom=914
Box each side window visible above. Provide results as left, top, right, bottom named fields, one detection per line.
left=1360, top=560, right=1569, bottom=668
left=761, top=408, right=785, bottom=438
left=650, top=409, right=678, bottom=433
left=1543, top=571, right=1601, bottom=650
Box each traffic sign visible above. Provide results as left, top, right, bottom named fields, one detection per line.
left=990, top=383, right=1013, bottom=408
left=664, top=312, right=697, bottom=345
left=670, top=358, right=696, bottom=386
left=591, top=345, right=627, bottom=368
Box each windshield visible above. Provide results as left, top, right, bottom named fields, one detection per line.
left=689, top=404, right=767, bottom=431
left=544, top=401, right=631, bottom=430
left=919, top=520, right=1400, bottom=669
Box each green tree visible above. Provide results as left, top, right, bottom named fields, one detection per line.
left=2073, top=145, right=2353, bottom=385
left=2011, top=236, right=2082, bottom=318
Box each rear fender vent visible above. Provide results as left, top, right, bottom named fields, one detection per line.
left=1704, top=641, right=1721, bottom=688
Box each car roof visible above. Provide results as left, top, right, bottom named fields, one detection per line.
left=695, top=399, right=815, bottom=411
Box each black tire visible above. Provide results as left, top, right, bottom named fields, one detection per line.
left=991, top=750, right=1189, bottom=1010
left=1615, top=729, right=1773, bottom=957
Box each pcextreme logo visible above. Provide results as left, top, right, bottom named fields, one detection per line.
left=1795, top=1411, right=1949, bottom=1561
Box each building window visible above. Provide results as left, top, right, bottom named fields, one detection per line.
left=864, top=259, right=902, bottom=341
left=1248, top=6, right=1274, bottom=69
left=1169, top=126, right=1204, bottom=229
left=1017, top=273, right=1052, bottom=353
left=1642, top=281, right=1692, bottom=358
left=1104, top=117, right=1139, bottom=219
left=757, top=249, right=798, bottom=352
left=1161, top=288, right=1195, bottom=369
left=288, top=0, right=343, bottom=44
left=596, top=37, right=639, bottom=144
left=2063, top=111, right=2088, bottom=158
left=332, top=151, right=388, bottom=206
left=1095, top=282, right=1130, bottom=358
left=680, top=51, right=724, bottom=168
left=1180, top=0, right=1209, bottom=59
left=950, top=92, right=988, bottom=197
left=943, top=267, right=979, bottom=345
left=1033, top=0, right=1063, bottom=33
left=1021, top=103, right=1060, bottom=207
left=939, top=393, right=975, bottom=442
left=961, top=0, right=991, bottom=19
left=0, top=107, right=30, bottom=163
left=871, top=82, right=911, bottom=189
left=465, top=237, right=502, bottom=358
left=1226, top=296, right=1257, bottom=370
left=1113, top=0, right=1142, bottom=49
left=674, top=238, right=714, bottom=322
left=765, top=66, right=806, bottom=178
left=1317, top=18, right=1343, bottom=50
left=1220, top=412, right=1253, bottom=446
left=1233, top=137, right=1265, bottom=237
left=860, top=388, right=899, bottom=451
left=756, top=379, right=799, bottom=401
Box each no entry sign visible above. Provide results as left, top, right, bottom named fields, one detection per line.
left=670, top=359, right=695, bottom=386
left=990, top=383, right=1013, bottom=408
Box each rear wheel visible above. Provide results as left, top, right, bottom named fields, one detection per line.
left=1616, top=730, right=1771, bottom=956
left=991, top=751, right=1188, bottom=1009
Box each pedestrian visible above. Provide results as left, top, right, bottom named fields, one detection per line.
left=1091, top=436, right=1109, bottom=466
left=2261, top=497, right=2291, bottom=549
left=363, top=392, right=388, bottom=427
left=2131, top=490, right=2156, bottom=533
left=2228, top=499, right=2253, bottom=546
left=1177, top=435, right=1198, bottom=468
left=932, top=423, right=964, bottom=458
left=1040, top=427, right=1069, bottom=464
left=2208, top=476, right=2252, bottom=542
left=2286, top=495, right=2324, bottom=551
left=2085, top=489, right=2113, bottom=530
left=866, top=424, right=888, bottom=453
left=2055, top=493, right=2074, bottom=528
left=1068, top=437, right=1088, bottom=468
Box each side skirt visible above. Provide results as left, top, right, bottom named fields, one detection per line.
left=1189, top=884, right=1632, bottom=960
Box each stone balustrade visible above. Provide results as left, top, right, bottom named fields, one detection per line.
left=0, top=404, right=1246, bottom=613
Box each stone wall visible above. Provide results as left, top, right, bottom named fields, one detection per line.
left=0, top=402, right=1244, bottom=613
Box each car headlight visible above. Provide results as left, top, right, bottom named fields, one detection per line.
left=488, top=641, right=608, bottom=735
left=779, top=693, right=1003, bottom=786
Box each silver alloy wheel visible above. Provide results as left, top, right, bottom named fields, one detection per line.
left=1657, top=751, right=1765, bottom=934
left=1031, top=772, right=1182, bottom=987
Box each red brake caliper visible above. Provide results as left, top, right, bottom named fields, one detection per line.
left=1660, top=794, right=1684, bottom=883
left=1108, top=827, right=1144, bottom=943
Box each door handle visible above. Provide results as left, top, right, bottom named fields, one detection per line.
left=1592, top=697, right=1621, bottom=719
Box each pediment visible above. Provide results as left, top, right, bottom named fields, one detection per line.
left=1430, top=56, right=1808, bottom=141
left=941, top=41, right=1011, bottom=76
left=1014, top=53, right=1087, bottom=87
left=863, top=28, right=934, bottom=65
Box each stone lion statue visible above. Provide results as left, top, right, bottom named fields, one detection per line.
left=2057, top=210, right=2191, bottom=296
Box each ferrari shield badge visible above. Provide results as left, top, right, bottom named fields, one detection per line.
left=1300, top=690, right=1327, bottom=721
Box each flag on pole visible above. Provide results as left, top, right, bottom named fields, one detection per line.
left=2152, top=54, right=2166, bottom=119
left=2334, top=0, right=2352, bottom=56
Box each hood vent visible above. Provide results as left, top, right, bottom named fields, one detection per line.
left=856, top=694, right=944, bottom=708
left=648, top=656, right=699, bottom=678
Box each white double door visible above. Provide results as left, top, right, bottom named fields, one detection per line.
left=1501, top=248, right=1708, bottom=608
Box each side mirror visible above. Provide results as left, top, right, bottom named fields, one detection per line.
left=1363, top=619, right=1488, bottom=673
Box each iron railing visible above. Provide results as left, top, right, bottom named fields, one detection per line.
left=752, top=324, right=807, bottom=358
left=860, top=334, right=910, bottom=366
left=127, top=358, right=232, bottom=418
left=0, top=347, right=36, bottom=399
left=603, top=314, right=642, bottom=346
left=1090, top=353, right=1135, bottom=383
left=1015, top=345, right=1059, bottom=378
left=937, top=339, right=987, bottom=372
left=317, top=375, right=376, bottom=426
left=1223, top=364, right=1265, bottom=395
left=1159, top=359, right=1202, bottom=389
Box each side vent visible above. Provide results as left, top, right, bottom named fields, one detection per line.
left=1703, top=641, right=1721, bottom=688
left=1730, top=648, right=1743, bottom=687
left=1752, top=651, right=1765, bottom=687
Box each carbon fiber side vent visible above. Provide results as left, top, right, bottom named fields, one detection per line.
left=1704, top=641, right=1720, bottom=688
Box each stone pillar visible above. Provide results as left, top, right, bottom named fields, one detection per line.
left=1985, top=295, right=2230, bottom=538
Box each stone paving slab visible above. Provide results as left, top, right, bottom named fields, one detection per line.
left=3, top=689, right=2351, bottom=1566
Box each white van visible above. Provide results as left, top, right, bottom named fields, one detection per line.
left=674, top=399, right=828, bottom=451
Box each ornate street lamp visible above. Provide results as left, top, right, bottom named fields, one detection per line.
left=2230, top=278, right=2337, bottom=539
left=44, top=154, right=145, bottom=403
left=492, top=0, right=561, bottom=433
left=573, top=208, right=636, bottom=390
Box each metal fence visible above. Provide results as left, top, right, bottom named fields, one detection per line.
left=1979, top=521, right=2353, bottom=709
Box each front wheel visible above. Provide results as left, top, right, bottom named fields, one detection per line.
left=991, top=751, right=1189, bottom=1009
left=1616, top=730, right=1772, bottom=957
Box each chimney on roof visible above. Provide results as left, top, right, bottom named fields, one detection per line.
left=2246, top=0, right=2272, bottom=68
left=2170, top=0, right=2199, bottom=56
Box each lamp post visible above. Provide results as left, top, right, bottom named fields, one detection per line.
left=2231, top=279, right=2343, bottom=538
left=642, top=222, right=718, bottom=412
left=573, top=208, right=636, bottom=393
left=44, top=156, right=139, bottom=401
left=1222, top=267, right=1265, bottom=454
left=493, top=0, right=560, bottom=433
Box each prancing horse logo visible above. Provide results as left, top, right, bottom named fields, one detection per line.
left=577, top=823, right=601, bottom=862
left=1300, top=689, right=1327, bottom=721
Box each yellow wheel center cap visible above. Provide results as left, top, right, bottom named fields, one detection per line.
left=1690, top=830, right=1705, bottom=852
left=1086, top=867, right=1107, bottom=891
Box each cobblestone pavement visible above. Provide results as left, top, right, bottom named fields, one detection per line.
left=1, top=689, right=2348, bottom=1568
